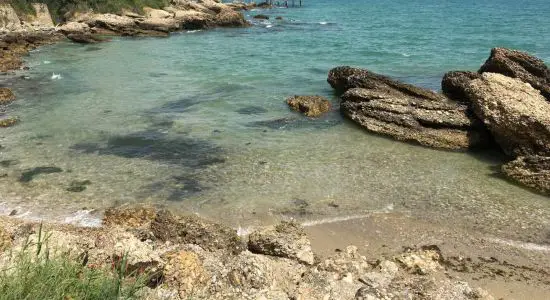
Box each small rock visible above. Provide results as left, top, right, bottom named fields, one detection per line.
left=253, top=14, right=270, bottom=20
left=0, top=87, right=16, bottom=105
left=0, top=116, right=19, bottom=128
left=286, top=95, right=331, bottom=117
left=66, top=180, right=92, bottom=192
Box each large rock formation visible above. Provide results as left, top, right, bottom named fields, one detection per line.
left=28, top=3, right=54, bottom=28
left=330, top=67, right=489, bottom=150
left=441, top=71, right=481, bottom=103
left=465, top=73, right=550, bottom=157
left=502, top=156, right=550, bottom=195
left=479, top=48, right=550, bottom=100
left=0, top=4, right=21, bottom=31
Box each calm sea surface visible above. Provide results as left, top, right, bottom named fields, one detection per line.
left=1, top=0, right=549, bottom=242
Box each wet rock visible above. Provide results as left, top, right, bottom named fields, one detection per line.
left=466, top=72, right=550, bottom=156
left=151, top=210, right=243, bottom=253
left=103, top=205, right=158, bottom=229
left=66, top=179, right=92, bottom=192
left=162, top=250, right=210, bottom=298
left=248, top=221, right=315, bottom=265
left=396, top=246, right=442, bottom=275
left=0, top=116, right=18, bottom=128
left=0, top=31, right=64, bottom=72
left=19, top=166, right=62, bottom=183
left=339, top=73, right=489, bottom=150
left=253, top=14, right=270, bottom=20
left=502, top=155, right=550, bottom=195
left=66, top=33, right=108, bottom=44
left=441, top=71, right=481, bottom=103
left=286, top=95, right=332, bottom=117
left=479, top=48, right=550, bottom=100
left=215, top=8, right=248, bottom=27
left=275, top=16, right=283, bottom=20
left=0, top=87, right=15, bottom=104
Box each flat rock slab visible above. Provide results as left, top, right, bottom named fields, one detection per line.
left=331, top=67, right=489, bottom=150
left=466, top=72, right=550, bottom=156
left=502, top=155, right=550, bottom=195
left=479, top=48, right=550, bottom=101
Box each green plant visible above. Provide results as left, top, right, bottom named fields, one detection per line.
left=0, top=224, right=146, bottom=300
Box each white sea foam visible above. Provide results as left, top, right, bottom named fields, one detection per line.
left=319, top=22, right=328, bottom=25
left=63, top=210, right=102, bottom=227
left=401, top=53, right=411, bottom=57
left=487, top=237, right=550, bottom=253
left=187, top=30, right=202, bottom=33
left=51, top=73, right=62, bottom=80
left=43, top=60, right=51, bottom=64
left=266, top=25, right=273, bottom=28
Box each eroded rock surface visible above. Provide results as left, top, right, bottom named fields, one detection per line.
left=502, top=155, right=550, bottom=195
left=466, top=72, right=550, bottom=156
left=442, top=71, right=481, bottom=103
left=0, top=87, right=15, bottom=104
left=479, top=48, right=550, bottom=100
left=287, top=95, right=332, bottom=117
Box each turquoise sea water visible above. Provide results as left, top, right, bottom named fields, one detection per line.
left=1, top=0, right=549, bottom=242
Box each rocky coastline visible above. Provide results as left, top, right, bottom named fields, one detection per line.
left=327, top=47, right=550, bottom=196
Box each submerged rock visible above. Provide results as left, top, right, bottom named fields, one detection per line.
left=333, top=67, right=489, bottom=150
left=479, top=48, right=550, bottom=100
left=0, top=88, right=16, bottom=105
left=248, top=221, right=315, bottom=265
left=441, top=71, right=481, bottom=103
left=253, top=14, right=270, bottom=20
left=502, top=156, right=550, bottom=195
left=0, top=116, right=18, bottom=128
left=19, top=166, right=63, bottom=183
left=66, top=33, right=109, bottom=44
left=466, top=73, right=550, bottom=156
left=286, top=95, right=331, bottom=117
left=66, top=179, right=92, bottom=192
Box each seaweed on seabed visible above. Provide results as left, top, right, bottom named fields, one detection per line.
left=19, top=167, right=63, bottom=183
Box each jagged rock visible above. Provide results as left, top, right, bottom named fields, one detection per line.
left=502, top=156, right=550, bottom=195
left=286, top=95, right=331, bottom=117
left=57, top=22, right=90, bottom=34
left=479, top=48, right=550, bottom=100
left=66, top=33, right=108, bottom=44
left=466, top=72, right=550, bottom=156
left=442, top=71, right=481, bottom=103
left=151, top=210, right=243, bottom=253
left=0, top=225, right=11, bottom=251
left=111, top=231, right=163, bottom=276
left=320, top=245, right=370, bottom=277
left=396, top=246, right=442, bottom=275
left=103, top=205, right=158, bottom=228
left=162, top=250, right=210, bottom=298
left=0, top=4, right=22, bottom=31
left=334, top=67, right=489, bottom=150
left=0, top=87, right=15, bottom=104
left=247, top=221, right=315, bottom=265
left=28, top=3, right=54, bottom=28
left=215, top=8, right=248, bottom=27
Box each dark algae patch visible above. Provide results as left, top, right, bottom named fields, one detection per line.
left=66, top=180, right=92, bottom=192
left=19, top=167, right=63, bottom=183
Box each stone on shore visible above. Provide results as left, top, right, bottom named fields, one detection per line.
left=286, top=95, right=331, bottom=117
left=442, top=71, right=481, bottom=103
left=479, top=48, right=550, bottom=100
left=247, top=221, right=315, bottom=265
left=466, top=72, right=550, bottom=156
left=0, top=87, right=15, bottom=104
left=502, top=155, right=550, bottom=195
left=333, top=67, right=489, bottom=150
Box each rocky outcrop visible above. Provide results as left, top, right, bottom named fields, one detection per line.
left=502, top=156, right=550, bottom=195
left=286, top=95, right=331, bottom=117
left=479, top=48, right=550, bottom=100
left=442, top=71, right=481, bottom=103
left=0, top=87, right=15, bottom=104
left=28, top=3, right=54, bottom=28
left=466, top=73, right=550, bottom=156
left=331, top=67, right=489, bottom=150
left=66, top=33, right=108, bottom=44
left=0, top=31, right=63, bottom=72
left=248, top=221, right=315, bottom=265
left=0, top=4, right=22, bottom=31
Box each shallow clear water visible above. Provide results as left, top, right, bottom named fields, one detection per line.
left=1, top=0, right=549, bottom=242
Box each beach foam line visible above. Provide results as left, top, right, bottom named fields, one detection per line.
left=301, top=213, right=376, bottom=227
left=487, top=237, right=550, bottom=253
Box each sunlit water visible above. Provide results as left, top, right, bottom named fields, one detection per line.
left=1, top=0, right=549, bottom=243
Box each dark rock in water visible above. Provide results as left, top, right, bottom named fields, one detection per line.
left=150, top=210, right=243, bottom=254
left=502, top=155, right=550, bottom=195
left=334, top=67, right=490, bottom=150
left=248, top=117, right=340, bottom=130
left=19, top=166, right=63, bottom=183
left=478, top=48, right=550, bottom=100
left=67, top=180, right=92, bottom=192
left=253, top=14, right=270, bottom=20
left=275, top=16, right=283, bottom=20
left=66, top=33, right=109, bottom=44
left=236, top=106, right=268, bottom=115
left=286, top=95, right=332, bottom=117
left=248, top=221, right=315, bottom=265
left=9, top=210, right=17, bottom=216
left=0, top=88, right=16, bottom=105
left=0, top=160, right=19, bottom=167
left=441, top=71, right=481, bottom=103
left=465, top=73, right=550, bottom=156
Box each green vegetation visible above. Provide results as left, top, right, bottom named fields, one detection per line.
left=7, top=0, right=170, bottom=22
left=0, top=225, right=146, bottom=300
